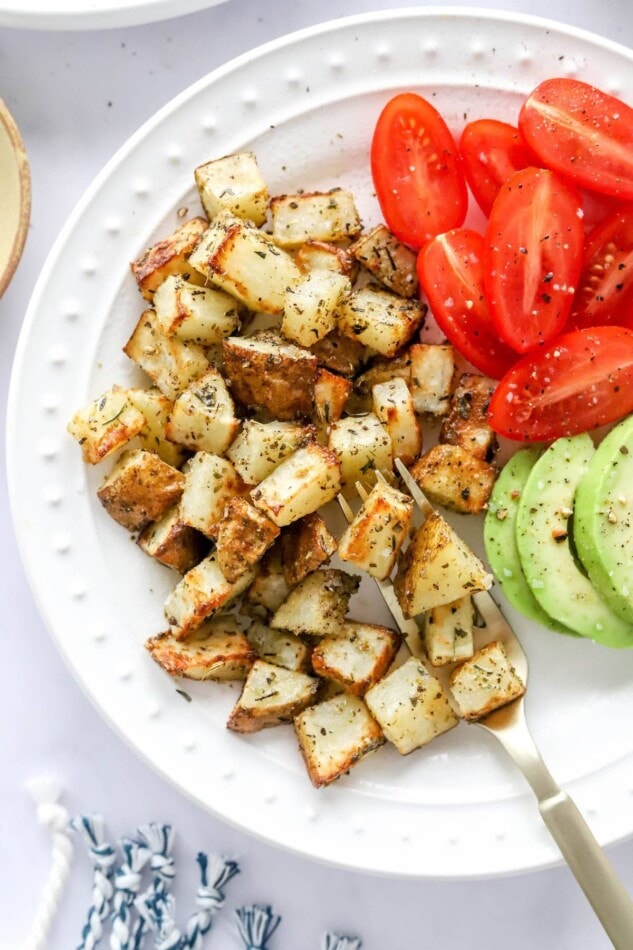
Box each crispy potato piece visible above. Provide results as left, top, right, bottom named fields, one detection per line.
left=281, top=270, right=351, bottom=347
left=409, top=444, right=497, bottom=515
left=216, top=497, right=280, bottom=583
left=350, top=224, right=418, bottom=298
left=281, top=512, right=338, bottom=586
left=227, top=419, right=313, bottom=486
left=440, top=373, right=498, bottom=461
left=123, top=308, right=209, bottom=401
left=179, top=452, right=244, bottom=538
left=313, top=368, right=352, bottom=436
left=164, top=551, right=257, bottom=638
left=338, top=481, right=412, bottom=580
left=250, top=444, right=341, bottom=527
left=97, top=449, right=185, bottom=531
left=294, top=693, right=384, bottom=787
left=194, top=151, right=269, bottom=226
left=165, top=367, right=240, bottom=455
left=449, top=641, right=526, bottom=721
left=271, top=189, right=362, bottom=249
left=131, top=217, right=208, bottom=302
left=372, top=377, right=422, bottom=467
left=146, top=616, right=256, bottom=681
left=154, top=275, right=241, bottom=345
left=247, top=621, right=311, bottom=673
left=409, top=343, right=456, bottom=417
left=311, top=621, right=400, bottom=696
left=127, top=387, right=187, bottom=468
left=242, top=543, right=291, bottom=621
left=137, top=504, right=208, bottom=574
left=337, top=285, right=424, bottom=357
left=227, top=659, right=319, bottom=733
left=310, top=330, right=367, bottom=378
left=294, top=239, right=358, bottom=280
left=328, top=413, right=392, bottom=497
left=67, top=385, right=146, bottom=465
left=423, top=597, right=475, bottom=667
left=271, top=568, right=359, bottom=637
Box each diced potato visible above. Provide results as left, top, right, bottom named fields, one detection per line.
left=337, top=286, right=424, bottom=357
left=97, top=449, right=185, bottom=531
left=215, top=497, right=280, bottom=583
left=409, top=444, right=497, bottom=515
left=227, top=419, right=313, bottom=486
left=328, top=413, right=392, bottom=497
left=153, top=275, right=241, bottom=345
left=222, top=330, right=317, bottom=420
left=294, top=693, right=384, bottom=787
left=146, top=616, right=256, bottom=681
left=281, top=270, right=351, bottom=347
left=247, top=621, right=311, bottom=673
left=242, top=544, right=291, bottom=620
left=164, top=551, right=256, bottom=638
left=165, top=367, right=240, bottom=455
left=194, top=151, right=269, bottom=226
left=227, top=659, right=319, bottom=733
left=449, top=641, right=526, bottom=720
left=250, top=444, right=341, bottom=527
left=423, top=597, right=475, bottom=667
left=127, top=387, right=187, bottom=468
left=440, top=374, right=498, bottom=461
left=123, top=308, right=208, bottom=401
left=137, top=504, right=208, bottom=574
left=338, top=480, right=412, bottom=580
left=179, top=452, right=244, bottom=538
left=365, top=657, right=458, bottom=755
left=409, top=343, right=455, bottom=416
left=311, top=621, right=401, bottom=696
left=294, top=239, right=358, bottom=280
left=281, top=512, right=338, bottom=586
left=270, top=568, right=359, bottom=637
left=350, top=224, right=418, bottom=298
left=189, top=210, right=300, bottom=314
left=310, top=330, right=367, bottom=378
left=130, top=217, right=208, bottom=301
left=313, top=368, right=352, bottom=434
left=67, top=385, right=146, bottom=465
left=354, top=351, right=414, bottom=399
left=394, top=512, right=492, bottom=618
left=372, top=377, right=422, bottom=466
left=271, top=189, right=362, bottom=249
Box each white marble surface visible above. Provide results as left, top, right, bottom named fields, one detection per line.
left=2, top=1, right=633, bottom=947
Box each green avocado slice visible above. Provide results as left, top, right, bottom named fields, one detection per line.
left=574, top=415, right=633, bottom=624
left=515, top=433, right=633, bottom=648
left=484, top=446, right=575, bottom=636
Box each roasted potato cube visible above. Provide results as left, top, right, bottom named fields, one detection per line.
left=354, top=351, right=413, bottom=399
left=372, top=377, right=422, bottom=466
left=423, top=596, right=475, bottom=667
left=227, top=659, right=319, bottom=733
left=242, top=544, right=291, bottom=620
left=338, top=481, right=412, bottom=580
left=310, top=330, right=367, bottom=378
left=222, top=330, right=317, bottom=420
left=215, top=497, right=280, bottom=583
left=271, top=568, right=359, bottom=637
left=394, top=512, right=492, bottom=618
left=409, top=444, right=497, bottom=515
left=294, top=693, right=384, bottom=787
left=281, top=270, right=351, bottom=347
left=179, top=452, right=244, bottom=538
left=281, top=512, right=338, bottom=586
left=313, top=368, right=352, bottom=434
left=97, top=449, right=184, bottom=531
left=130, top=217, right=208, bottom=301
left=311, top=621, right=400, bottom=696
left=67, top=385, right=146, bottom=465
left=247, top=621, right=311, bottom=673
left=328, top=413, right=392, bottom=497
left=189, top=210, right=300, bottom=314
left=194, top=151, right=269, bottom=226
left=165, top=367, right=240, bottom=455
left=271, top=189, right=361, bottom=249
left=350, top=224, right=418, bottom=298
left=164, top=551, right=256, bottom=637
left=127, top=387, right=187, bottom=468
left=440, top=374, right=498, bottom=461
left=409, top=343, right=455, bottom=417
left=294, top=239, right=358, bottom=280
left=227, top=419, right=313, bottom=486
left=337, top=286, right=424, bottom=357
left=449, top=641, right=526, bottom=720
left=137, top=504, right=208, bottom=574
left=146, top=616, right=256, bottom=681
left=154, top=275, right=241, bottom=345
left=365, top=657, right=458, bottom=754
left=123, top=308, right=208, bottom=401
left=250, top=444, right=341, bottom=527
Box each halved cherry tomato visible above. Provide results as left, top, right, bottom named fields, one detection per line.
left=484, top=167, right=584, bottom=353
left=519, top=78, right=633, bottom=200
left=568, top=205, right=633, bottom=331
left=487, top=326, right=633, bottom=441
left=417, top=229, right=517, bottom=379
left=371, top=92, right=467, bottom=250
left=459, top=119, right=533, bottom=216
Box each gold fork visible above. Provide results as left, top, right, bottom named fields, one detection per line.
left=338, top=457, right=633, bottom=948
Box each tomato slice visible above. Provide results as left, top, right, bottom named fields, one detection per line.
left=371, top=92, right=468, bottom=249
left=484, top=167, right=584, bottom=353
left=487, top=327, right=633, bottom=441
left=417, top=229, right=517, bottom=379
left=459, top=119, right=533, bottom=216
left=568, top=205, right=633, bottom=331
left=519, top=78, right=633, bottom=200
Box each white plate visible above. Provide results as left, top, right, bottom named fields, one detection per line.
left=0, top=0, right=226, bottom=31
left=8, top=9, right=633, bottom=878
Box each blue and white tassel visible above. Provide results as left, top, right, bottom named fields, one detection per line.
left=181, top=853, right=240, bottom=948
left=109, top=836, right=151, bottom=950
left=323, top=935, right=362, bottom=950
left=71, top=815, right=117, bottom=949
left=235, top=904, right=281, bottom=949
left=129, top=824, right=176, bottom=950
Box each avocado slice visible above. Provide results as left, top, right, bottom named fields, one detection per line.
left=574, top=415, right=633, bottom=624
left=515, top=433, right=633, bottom=648
left=484, top=446, right=575, bottom=636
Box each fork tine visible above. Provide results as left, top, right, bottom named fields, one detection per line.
left=394, top=457, right=434, bottom=517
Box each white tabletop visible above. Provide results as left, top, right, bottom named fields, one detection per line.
left=2, top=1, right=633, bottom=947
